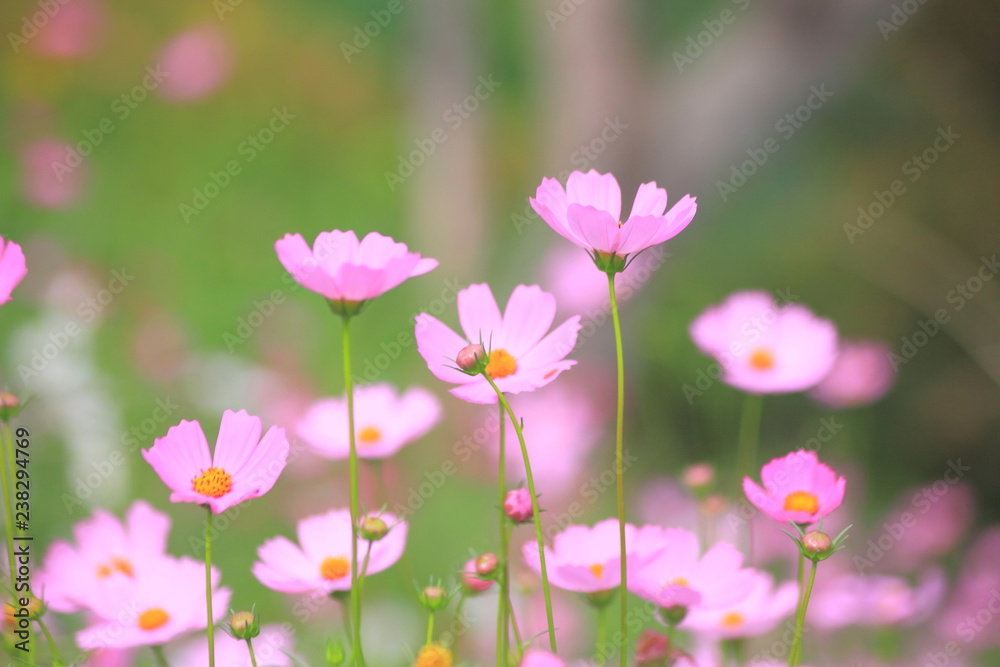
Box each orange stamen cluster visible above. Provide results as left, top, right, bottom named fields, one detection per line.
left=320, top=556, right=350, bottom=581
left=783, top=491, right=820, bottom=515
left=358, top=426, right=382, bottom=445
left=192, top=467, right=233, bottom=497
left=138, top=608, right=170, bottom=631
left=748, top=347, right=776, bottom=371
left=485, top=349, right=517, bottom=379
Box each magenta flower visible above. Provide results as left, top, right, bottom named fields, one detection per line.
left=690, top=290, right=838, bottom=394
left=142, top=409, right=290, bottom=514
left=809, top=339, right=895, bottom=408
left=38, top=501, right=171, bottom=613
left=0, top=237, right=27, bottom=305
left=75, top=556, right=231, bottom=650
left=742, top=450, right=846, bottom=525
left=275, top=230, right=437, bottom=311
left=252, top=509, right=407, bottom=595
left=296, top=383, right=441, bottom=460
left=522, top=519, right=663, bottom=594
left=681, top=571, right=797, bottom=639
left=530, top=170, right=697, bottom=269
left=629, top=528, right=757, bottom=611
left=415, top=284, right=581, bottom=404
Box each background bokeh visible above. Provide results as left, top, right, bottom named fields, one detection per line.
left=2, top=0, right=999, bottom=664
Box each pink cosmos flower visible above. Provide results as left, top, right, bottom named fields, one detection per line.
left=76, top=556, right=231, bottom=650
left=689, top=291, right=838, bottom=394
left=530, top=170, right=697, bottom=262
left=252, top=509, right=407, bottom=595
left=522, top=519, right=663, bottom=594
left=630, top=528, right=757, bottom=611
left=809, top=339, right=895, bottom=408
left=20, top=139, right=87, bottom=209
left=0, top=237, right=27, bottom=305
left=30, top=0, right=105, bottom=59
left=808, top=569, right=945, bottom=630
left=156, top=25, right=234, bottom=102
left=171, top=623, right=295, bottom=666
left=295, top=384, right=441, bottom=460
left=142, top=409, right=290, bottom=514
left=37, top=501, right=170, bottom=613
left=415, top=284, right=582, bottom=404
left=275, top=230, right=437, bottom=308
left=743, top=450, right=846, bottom=525
left=520, top=650, right=566, bottom=667
left=681, top=571, right=797, bottom=639
left=876, top=481, right=973, bottom=573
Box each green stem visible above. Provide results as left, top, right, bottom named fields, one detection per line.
left=246, top=638, right=258, bottom=667
left=481, top=375, right=557, bottom=653
left=788, top=559, right=818, bottom=667
left=151, top=645, right=170, bottom=667
left=342, top=319, right=367, bottom=667
left=37, top=616, right=63, bottom=666
left=0, top=422, right=17, bottom=591
left=426, top=611, right=435, bottom=645
left=505, top=536, right=524, bottom=656
left=595, top=605, right=608, bottom=666
left=204, top=506, right=215, bottom=667
left=607, top=272, right=627, bottom=667
left=796, top=550, right=805, bottom=606
left=452, top=595, right=466, bottom=656
left=497, top=401, right=509, bottom=666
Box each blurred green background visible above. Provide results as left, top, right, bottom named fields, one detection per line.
left=2, top=0, right=999, bottom=664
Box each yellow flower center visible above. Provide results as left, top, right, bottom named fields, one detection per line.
left=783, top=491, right=820, bottom=515
left=96, top=557, right=134, bottom=579
left=748, top=347, right=776, bottom=370
left=414, top=643, right=453, bottom=667
left=485, top=349, right=518, bottom=379
left=589, top=563, right=605, bottom=580
left=192, top=467, right=233, bottom=498
left=138, top=608, right=170, bottom=631
left=720, top=611, right=745, bottom=629
left=670, top=577, right=690, bottom=587
left=358, top=426, right=382, bottom=445
left=320, top=556, right=351, bottom=581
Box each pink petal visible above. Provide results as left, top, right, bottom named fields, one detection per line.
left=356, top=231, right=407, bottom=265
left=414, top=314, right=476, bottom=384
left=226, top=424, right=289, bottom=501
left=615, top=215, right=670, bottom=256
left=312, top=230, right=359, bottom=268
left=566, top=204, right=620, bottom=254
left=212, top=409, right=263, bottom=472
left=275, top=233, right=340, bottom=298
left=458, top=283, right=503, bottom=345
left=566, top=170, right=622, bottom=221
left=413, top=257, right=439, bottom=276
left=628, top=182, right=668, bottom=219
left=449, top=379, right=501, bottom=404
left=0, top=238, right=27, bottom=304
left=142, top=420, right=211, bottom=495
left=501, top=285, right=557, bottom=357
left=332, top=263, right=387, bottom=302
left=517, top=315, right=582, bottom=372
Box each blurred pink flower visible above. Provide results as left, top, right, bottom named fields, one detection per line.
left=252, top=509, right=406, bottom=595
left=155, top=25, right=234, bottom=102
left=29, top=0, right=105, bottom=59
left=743, top=450, right=846, bottom=525
left=810, top=340, right=895, bottom=408
left=20, top=139, right=86, bottom=209
left=530, top=170, right=697, bottom=261
left=75, top=556, right=230, bottom=650
left=415, top=284, right=582, bottom=404
left=171, top=623, right=295, bottom=666
left=275, top=230, right=437, bottom=308
left=296, top=384, right=441, bottom=460
left=38, top=501, right=170, bottom=614
left=142, top=408, right=289, bottom=514
left=876, top=481, right=974, bottom=573
left=540, top=244, right=666, bottom=315
left=0, top=237, right=27, bottom=305
left=681, top=571, right=797, bottom=639
left=933, top=527, right=1000, bottom=651
left=489, top=384, right=602, bottom=497
left=521, top=519, right=663, bottom=594
left=809, top=569, right=945, bottom=630
left=690, top=291, right=838, bottom=394
left=504, top=488, right=534, bottom=523
left=520, top=650, right=566, bottom=667
left=630, top=528, right=757, bottom=610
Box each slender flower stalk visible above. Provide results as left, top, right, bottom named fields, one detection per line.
left=152, top=645, right=170, bottom=667
left=496, top=402, right=509, bottom=666
left=245, top=639, right=258, bottom=667
left=204, top=506, right=216, bottom=667
left=481, top=374, right=557, bottom=652
left=37, top=616, right=63, bottom=667
left=595, top=605, right=609, bottom=665
left=341, top=318, right=366, bottom=667
left=788, top=559, right=817, bottom=666
left=607, top=271, right=628, bottom=667
left=0, top=421, right=17, bottom=594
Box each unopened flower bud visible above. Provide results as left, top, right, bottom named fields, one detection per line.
left=325, top=637, right=347, bottom=665
left=460, top=557, right=494, bottom=594
left=682, top=463, right=715, bottom=493
left=635, top=629, right=671, bottom=664
left=659, top=604, right=688, bottom=627
left=803, top=530, right=833, bottom=558
left=455, top=344, right=487, bottom=373
left=504, top=488, right=534, bottom=523
left=414, top=643, right=453, bottom=667
left=474, top=553, right=499, bottom=578
left=420, top=585, right=449, bottom=611
left=360, top=516, right=389, bottom=541
left=228, top=610, right=260, bottom=639
left=0, top=393, right=21, bottom=422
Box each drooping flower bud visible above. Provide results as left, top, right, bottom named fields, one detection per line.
left=455, top=344, right=487, bottom=374
left=360, top=516, right=389, bottom=541
left=460, top=557, right=494, bottom=594
left=504, top=488, right=534, bottom=523
left=228, top=610, right=260, bottom=639
left=682, top=463, right=715, bottom=495
left=635, top=629, right=671, bottom=664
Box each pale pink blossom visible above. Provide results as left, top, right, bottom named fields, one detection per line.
left=296, top=384, right=441, bottom=460
left=252, top=509, right=406, bottom=595
left=810, top=340, right=895, bottom=408
left=142, top=409, right=290, bottom=514
left=519, top=650, right=566, bottom=667
left=171, top=623, right=295, bottom=666
left=681, top=571, right=797, bottom=639
left=808, top=569, right=945, bottom=630
left=690, top=291, right=838, bottom=394
left=156, top=25, right=234, bottom=102
left=0, top=237, right=27, bottom=305
left=29, top=0, right=105, bottom=59
left=20, top=139, right=86, bottom=209
left=743, top=450, right=846, bottom=525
